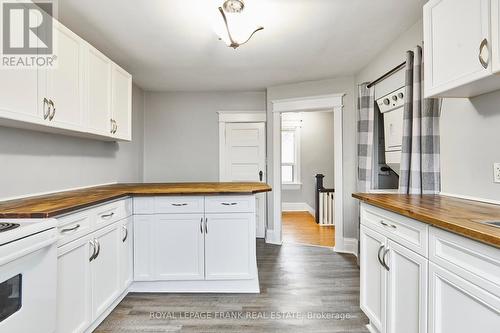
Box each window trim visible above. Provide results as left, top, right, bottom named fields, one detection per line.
left=281, top=125, right=301, bottom=189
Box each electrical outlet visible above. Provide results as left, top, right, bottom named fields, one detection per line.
left=494, top=163, right=500, bottom=183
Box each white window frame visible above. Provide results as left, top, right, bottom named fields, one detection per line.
left=281, top=125, right=301, bottom=190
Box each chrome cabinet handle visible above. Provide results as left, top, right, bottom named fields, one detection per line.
left=377, top=245, right=385, bottom=267
left=89, top=240, right=96, bottom=261
left=204, top=217, right=208, bottom=234
left=48, top=99, right=55, bottom=121
left=43, top=98, right=50, bottom=119
left=101, top=212, right=115, bottom=219
left=94, top=239, right=100, bottom=259
left=110, top=119, right=114, bottom=133
left=221, top=202, right=237, bottom=206
left=380, top=220, right=397, bottom=229
left=382, top=248, right=390, bottom=271
left=200, top=217, right=203, bottom=234
left=479, top=38, right=489, bottom=69
left=114, top=121, right=118, bottom=134
left=122, top=225, right=128, bottom=242
left=172, top=203, right=188, bottom=206
left=61, top=224, right=80, bottom=233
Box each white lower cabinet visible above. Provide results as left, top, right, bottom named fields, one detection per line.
left=205, top=213, right=255, bottom=280
left=154, top=214, right=205, bottom=281
left=91, top=223, right=121, bottom=319
left=119, top=217, right=134, bottom=289
left=56, top=235, right=92, bottom=333
left=359, top=203, right=500, bottom=333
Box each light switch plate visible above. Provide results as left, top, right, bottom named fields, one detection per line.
left=494, top=163, right=500, bottom=183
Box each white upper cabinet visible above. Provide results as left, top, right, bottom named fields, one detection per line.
left=40, top=21, right=85, bottom=130
left=86, top=47, right=112, bottom=136
left=424, top=0, right=500, bottom=98
left=0, top=16, right=132, bottom=141
left=111, top=64, right=132, bottom=141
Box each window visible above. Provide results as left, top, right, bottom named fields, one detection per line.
left=281, top=126, right=300, bottom=186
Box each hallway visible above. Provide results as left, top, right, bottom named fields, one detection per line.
left=282, top=211, right=335, bottom=247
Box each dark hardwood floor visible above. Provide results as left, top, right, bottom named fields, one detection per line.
left=95, top=240, right=368, bottom=333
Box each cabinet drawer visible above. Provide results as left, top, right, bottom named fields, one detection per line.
left=205, top=196, right=256, bottom=213
left=57, top=210, right=92, bottom=246
left=429, top=227, right=500, bottom=297
left=360, top=203, right=428, bottom=257
left=94, top=198, right=132, bottom=228
left=155, top=196, right=204, bottom=214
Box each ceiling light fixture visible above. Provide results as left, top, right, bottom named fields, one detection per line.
left=218, top=0, right=264, bottom=49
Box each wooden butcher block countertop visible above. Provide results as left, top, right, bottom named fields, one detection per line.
left=353, top=193, right=500, bottom=248
left=0, top=182, right=272, bottom=218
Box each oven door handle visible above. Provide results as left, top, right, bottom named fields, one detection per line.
left=0, top=235, right=57, bottom=266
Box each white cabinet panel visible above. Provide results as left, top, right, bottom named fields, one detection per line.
left=91, top=223, right=120, bottom=319
left=429, top=263, right=500, bottom=333
left=134, top=215, right=154, bottom=281
left=386, top=240, right=428, bottom=333
left=56, top=236, right=92, bottom=333
left=359, top=225, right=386, bottom=332
left=87, top=47, right=112, bottom=135
left=424, top=0, right=492, bottom=97
left=154, top=214, right=205, bottom=280
left=41, top=21, right=85, bottom=129
left=111, top=64, right=132, bottom=141
left=205, top=213, right=256, bottom=280
left=383, top=108, right=403, bottom=152
left=119, top=217, right=134, bottom=289
left=0, top=69, right=40, bottom=123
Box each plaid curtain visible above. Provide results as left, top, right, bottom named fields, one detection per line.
left=399, top=46, right=441, bottom=194
left=357, top=83, right=375, bottom=192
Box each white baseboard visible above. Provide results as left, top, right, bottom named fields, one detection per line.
left=265, top=228, right=282, bottom=245
left=130, top=278, right=260, bottom=293
left=282, top=202, right=315, bottom=215
left=334, top=237, right=358, bottom=257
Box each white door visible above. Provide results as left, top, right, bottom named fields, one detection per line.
left=221, top=122, right=266, bottom=238
left=87, top=46, right=112, bottom=135
left=133, top=215, right=154, bottom=281
left=41, top=21, right=85, bottom=129
left=428, top=263, right=500, bottom=333
left=424, top=0, right=491, bottom=97
left=360, top=226, right=387, bottom=333
left=204, top=213, right=256, bottom=280
left=154, top=214, right=205, bottom=280
left=91, top=223, right=120, bottom=319
left=56, top=235, right=92, bottom=333
left=111, top=64, right=132, bottom=140
left=119, top=217, right=134, bottom=290
left=386, top=240, right=428, bottom=333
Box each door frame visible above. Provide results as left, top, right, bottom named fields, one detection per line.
left=269, top=94, right=347, bottom=253
left=217, top=111, right=267, bottom=238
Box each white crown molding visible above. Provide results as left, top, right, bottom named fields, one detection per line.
left=217, top=111, right=266, bottom=123
left=272, top=93, right=345, bottom=113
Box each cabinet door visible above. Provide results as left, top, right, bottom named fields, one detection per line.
left=111, top=64, right=132, bottom=141
left=424, top=0, right=491, bottom=97
left=386, top=240, right=428, bottom=333
left=91, top=223, right=120, bottom=319
left=0, top=68, right=41, bottom=123
left=204, top=213, right=256, bottom=280
left=87, top=46, right=112, bottom=135
left=119, top=217, right=134, bottom=290
left=56, top=235, right=93, bottom=333
left=154, top=214, right=205, bottom=280
left=42, top=21, right=85, bottom=130
left=133, top=215, right=155, bottom=281
left=429, top=263, right=500, bottom=333
left=360, top=226, right=387, bottom=332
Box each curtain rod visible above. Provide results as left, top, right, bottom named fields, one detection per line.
left=367, top=61, right=406, bottom=88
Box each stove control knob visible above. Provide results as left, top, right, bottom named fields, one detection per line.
left=398, top=92, right=404, bottom=99
left=383, top=98, right=390, bottom=105
left=392, top=95, right=398, bottom=101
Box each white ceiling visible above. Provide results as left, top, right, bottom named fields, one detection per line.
left=58, top=0, right=425, bottom=91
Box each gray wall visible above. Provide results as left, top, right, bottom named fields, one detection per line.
left=356, top=18, right=500, bottom=202
left=282, top=112, right=334, bottom=209
left=0, top=84, right=145, bottom=200
left=143, top=91, right=266, bottom=182
left=267, top=76, right=358, bottom=240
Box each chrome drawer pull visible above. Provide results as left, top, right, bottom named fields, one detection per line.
left=204, top=217, right=208, bottom=234
left=89, top=240, right=96, bottom=262
left=101, top=212, right=115, bottom=219
left=377, top=245, right=385, bottom=267
left=382, top=248, right=390, bottom=271
left=94, top=239, right=100, bottom=259
left=122, top=225, right=128, bottom=242
left=61, top=224, right=80, bottom=233
left=380, top=221, right=389, bottom=227
left=200, top=217, right=203, bottom=234
left=221, top=202, right=237, bottom=206
left=171, top=203, right=188, bottom=206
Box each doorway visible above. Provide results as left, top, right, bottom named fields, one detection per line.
left=268, top=94, right=347, bottom=253
left=280, top=111, right=335, bottom=247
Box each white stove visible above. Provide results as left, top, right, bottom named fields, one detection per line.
left=0, top=218, right=57, bottom=333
